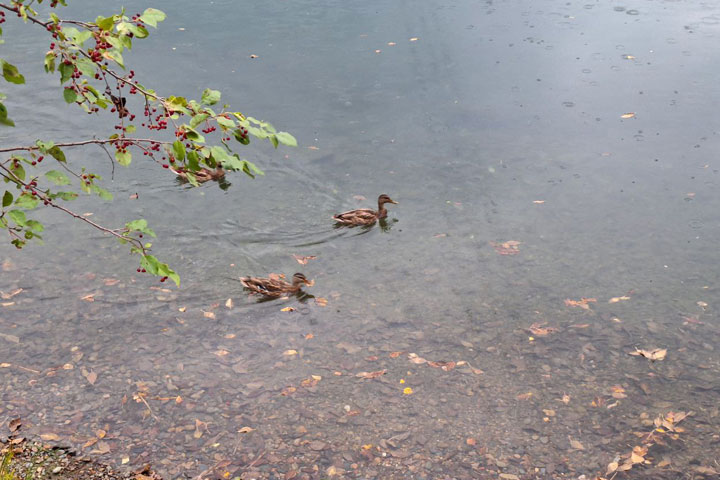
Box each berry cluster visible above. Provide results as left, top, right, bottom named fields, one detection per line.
left=0, top=11, right=5, bottom=24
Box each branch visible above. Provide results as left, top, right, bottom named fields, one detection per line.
left=0, top=138, right=171, bottom=154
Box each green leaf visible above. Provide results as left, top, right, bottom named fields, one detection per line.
left=126, top=219, right=156, bottom=237
left=216, top=116, right=235, bottom=129
left=201, top=88, right=221, bottom=106
left=115, top=149, right=131, bottom=166
left=242, top=160, right=264, bottom=178
left=51, top=191, right=78, bottom=201
left=44, top=51, right=56, bottom=73
left=48, top=146, right=66, bottom=163
left=104, top=50, right=124, bottom=68
left=75, top=57, right=96, bottom=76
left=0, top=101, right=8, bottom=119
left=210, top=146, right=231, bottom=164
left=183, top=128, right=205, bottom=143
left=140, top=254, right=179, bottom=286
left=139, top=8, right=166, bottom=28
left=0, top=117, right=14, bottom=127
left=25, top=219, right=44, bottom=232
left=2, top=190, right=12, bottom=207
left=1, top=60, right=25, bottom=84
left=58, top=62, right=73, bottom=84
left=189, top=113, right=210, bottom=129
left=63, top=87, right=77, bottom=103
left=8, top=210, right=26, bottom=226
left=45, top=170, right=71, bottom=185
left=95, top=15, right=115, bottom=31
left=74, top=30, right=93, bottom=46
left=10, top=163, right=25, bottom=181
left=187, top=150, right=200, bottom=172
left=36, top=140, right=55, bottom=152
left=172, top=140, right=185, bottom=161
left=275, top=131, right=297, bottom=147
left=269, top=134, right=279, bottom=149
left=14, top=192, right=39, bottom=210
left=125, top=125, right=136, bottom=134
left=92, top=185, right=113, bottom=201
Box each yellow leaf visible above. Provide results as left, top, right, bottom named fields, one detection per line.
left=281, top=307, right=296, bottom=312
left=283, top=349, right=298, bottom=356
left=403, top=387, right=413, bottom=395
left=621, top=112, right=636, bottom=119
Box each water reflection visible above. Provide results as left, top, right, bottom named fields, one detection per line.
left=2, top=0, right=720, bottom=478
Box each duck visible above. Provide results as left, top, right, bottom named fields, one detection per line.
left=240, top=272, right=313, bottom=297
left=333, top=194, right=398, bottom=226
left=174, top=166, right=225, bottom=183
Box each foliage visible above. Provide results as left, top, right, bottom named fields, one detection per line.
left=0, top=0, right=296, bottom=285
left=0, top=450, right=15, bottom=480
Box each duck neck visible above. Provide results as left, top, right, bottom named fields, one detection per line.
left=377, top=203, right=387, bottom=219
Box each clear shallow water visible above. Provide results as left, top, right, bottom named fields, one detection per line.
left=1, top=1, right=720, bottom=478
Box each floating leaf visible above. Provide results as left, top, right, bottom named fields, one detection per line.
left=629, top=347, right=667, bottom=361
left=620, top=112, right=636, bottom=119
left=355, top=370, right=386, bottom=379
left=292, top=254, right=317, bottom=265
left=491, top=240, right=521, bottom=255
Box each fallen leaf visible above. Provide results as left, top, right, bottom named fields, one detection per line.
left=355, top=370, right=386, bottom=379
left=305, top=333, right=314, bottom=339
left=491, top=240, right=521, bottom=255
left=0, top=363, right=11, bottom=368
left=516, top=392, right=533, bottom=400
left=407, top=353, right=427, bottom=364
left=178, top=307, right=187, bottom=312
left=121, top=456, right=130, bottom=465
left=533, top=200, right=545, bottom=204
left=403, top=387, right=413, bottom=395
left=249, top=54, right=259, bottom=59
left=307, top=146, right=319, bottom=150
left=283, top=349, right=298, bottom=356
left=81, top=294, right=96, bottom=302
left=389, top=351, right=404, bottom=358
left=237, top=426, right=255, bottom=434
left=564, top=298, right=596, bottom=310
left=608, top=295, right=631, bottom=303
left=466, top=437, right=476, bottom=446
left=387, top=42, right=396, bottom=46
left=606, top=461, right=619, bottom=474
left=214, top=349, right=230, bottom=357
left=629, top=348, right=667, bottom=361
left=0, top=288, right=23, bottom=299
left=427, top=361, right=456, bottom=371
left=129, top=193, right=139, bottom=199
left=193, top=419, right=207, bottom=439
left=621, top=112, right=636, bottom=119
left=95, top=441, right=110, bottom=454
left=84, top=370, right=98, bottom=385
left=281, top=307, right=296, bottom=312
left=528, top=323, right=558, bottom=336
left=314, top=297, right=328, bottom=307
left=375, top=49, right=381, bottom=53
left=292, top=254, right=317, bottom=265
left=9, top=418, right=21, bottom=432
left=569, top=438, right=585, bottom=450
left=409, top=37, right=418, bottom=41
left=225, top=298, right=233, bottom=309
left=40, top=433, right=60, bottom=441
left=281, top=386, right=296, bottom=396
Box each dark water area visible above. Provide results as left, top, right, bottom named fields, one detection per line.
left=1, top=0, right=720, bottom=478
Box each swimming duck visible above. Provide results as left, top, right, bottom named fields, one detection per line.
left=240, top=272, right=313, bottom=297
left=333, top=194, right=398, bottom=226
left=174, top=166, right=225, bottom=183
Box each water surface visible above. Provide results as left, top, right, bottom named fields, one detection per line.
left=1, top=1, right=719, bottom=478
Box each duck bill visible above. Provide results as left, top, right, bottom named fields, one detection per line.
left=304, top=279, right=315, bottom=287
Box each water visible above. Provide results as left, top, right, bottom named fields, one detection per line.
left=2, top=0, right=719, bottom=478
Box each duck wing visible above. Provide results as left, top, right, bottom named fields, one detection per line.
left=240, top=277, right=290, bottom=296
left=333, top=208, right=378, bottom=225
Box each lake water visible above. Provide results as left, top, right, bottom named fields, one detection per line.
left=2, top=0, right=719, bottom=478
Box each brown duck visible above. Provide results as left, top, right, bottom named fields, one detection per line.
left=240, top=272, right=313, bottom=297
left=333, top=194, right=398, bottom=226
left=174, top=166, right=225, bottom=183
